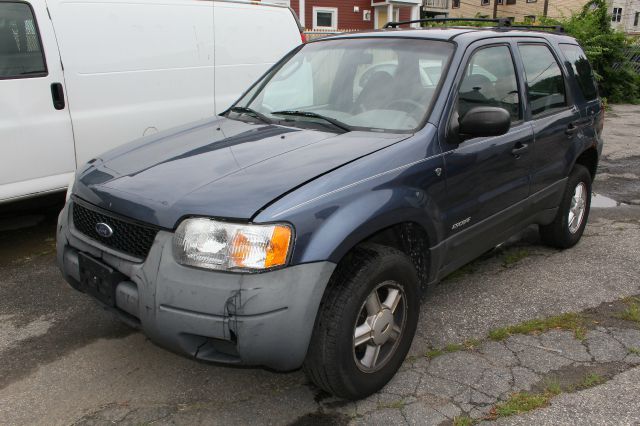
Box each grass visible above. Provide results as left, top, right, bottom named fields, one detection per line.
left=502, top=249, right=530, bottom=267
left=616, top=297, right=640, bottom=323
left=578, top=373, right=605, bottom=389
left=488, top=312, right=586, bottom=341
left=453, top=415, right=475, bottom=426
left=491, top=392, right=553, bottom=418
left=628, top=347, right=640, bottom=355
left=378, top=399, right=405, bottom=410
left=444, top=263, right=477, bottom=282
left=425, top=340, right=481, bottom=359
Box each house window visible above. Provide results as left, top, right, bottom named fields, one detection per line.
left=481, top=0, right=490, bottom=6
left=635, top=11, right=639, bottom=26
left=506, top=0, right=516, bottom=4
left=612, top=7, right=622, bottom=22
left=313, top=7, right=338, bottom=30
left=452, top=0, right=460, bottom=8
left=526, top=0, right=536, bottom=3
left=497, top=0, right=504, bottom=4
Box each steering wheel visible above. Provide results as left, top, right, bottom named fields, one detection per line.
left=385, top=98, right=425, bottom=120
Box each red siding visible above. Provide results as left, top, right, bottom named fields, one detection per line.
left=288, top=2, right=418, bottom=31
left=302, top=0, right=373, bottom=30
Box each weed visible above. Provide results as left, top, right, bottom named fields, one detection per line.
left=544, top=380, right=562, bottom=396
left=488, top=313, right=585, bottom=341
left=617, top=298, right=640, bottom=323
left=502, top=249, right=530, bottom=267
left=378, top=399, right=405, bottom=410
left=425, top=339, right=480, bottom=359
left=579, top=373, right=605, bottom=389
left=445, top=263, right=478, bottom=281
left=491, top=392, right=553, bottom=418
left=453, top=415, right=475, bottom=426
left=426, top=348, right=444, bottom=359
left=628, top=347, right=640, bottom=355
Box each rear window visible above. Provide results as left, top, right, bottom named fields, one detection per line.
left=559, top=43, right=598, bottom=101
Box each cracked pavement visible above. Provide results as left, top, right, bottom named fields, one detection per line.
left=0, top=105, right=639, bottom=425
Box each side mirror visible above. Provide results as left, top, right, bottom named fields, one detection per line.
left=459, top=107, right=511, bottom=139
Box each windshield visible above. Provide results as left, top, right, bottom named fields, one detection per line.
left=232, top=38, right=454, bottom=133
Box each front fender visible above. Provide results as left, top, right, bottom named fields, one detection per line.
left=254, top=127, right=447, bottom=265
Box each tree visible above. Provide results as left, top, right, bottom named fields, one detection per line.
left=543, top=0, right=640, bottom=103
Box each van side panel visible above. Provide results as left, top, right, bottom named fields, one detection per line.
left=48, top=0, right=217, bottom=165
left=213, top=2, right=301, bottom=113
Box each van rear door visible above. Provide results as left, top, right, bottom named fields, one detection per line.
left=0, top=0, right=75, bottom=202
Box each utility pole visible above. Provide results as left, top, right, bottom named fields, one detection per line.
left=493, top=0, right=498, bottom=18
left=543, top=0, right=549, bottom=17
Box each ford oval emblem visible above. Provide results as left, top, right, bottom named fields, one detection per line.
left=95, top=222, right=114, bottom=238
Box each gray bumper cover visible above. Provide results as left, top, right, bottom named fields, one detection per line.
left=56, top=202, right=335, bottom=371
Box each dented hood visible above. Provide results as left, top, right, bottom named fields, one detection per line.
left=74, top=117, right=409, bottom=228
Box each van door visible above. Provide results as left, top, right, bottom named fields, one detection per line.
left=0, top=0, right=75, bottom=202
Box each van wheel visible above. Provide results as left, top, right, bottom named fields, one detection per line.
left=303, top=243, right=419, bottom=400
left=540, top=165, right=592, bottom=249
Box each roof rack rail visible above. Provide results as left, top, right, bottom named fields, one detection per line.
left=383, top=17, right=564, bottom=33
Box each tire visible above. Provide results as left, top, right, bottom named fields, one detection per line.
left=540, top=164, right=592, bottom=249
left=303, top=243, right=420, bottom=400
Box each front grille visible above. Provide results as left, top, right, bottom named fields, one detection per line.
left=72, top=200, right=160, bottom=259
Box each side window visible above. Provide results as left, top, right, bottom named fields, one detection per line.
left=457, top=45, right=520, bottom=122
left=559, top=44, right=598, bottom=101
left=0, top=2, right=46, bottom=78
left=518, top=44, right=567, bottom=117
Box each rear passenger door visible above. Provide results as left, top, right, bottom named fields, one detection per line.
left=516, top=42, right=581, bottom=195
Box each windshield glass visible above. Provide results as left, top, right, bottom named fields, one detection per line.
left=233, top=38, right=454, bottom=132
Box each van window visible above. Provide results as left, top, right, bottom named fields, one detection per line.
left=559, top=44, right=598, bottom=101
left=518, top=44, right=567, bottom=117
left=458, top=45, right=521, bottom=122
left=0, top=2, right=46, bottom=78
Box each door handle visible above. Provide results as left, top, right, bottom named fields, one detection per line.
left=565, top=118, right=592, bottom=136
left=511, top=143, right=529, bottom=158
left=51, top=83, right=65, bottom=110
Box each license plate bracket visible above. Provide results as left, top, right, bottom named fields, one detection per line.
left=78, top=253, right=125, bottom=307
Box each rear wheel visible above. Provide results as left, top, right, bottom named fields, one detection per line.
left=303, top=244, right=420, bottom=400
left=540, top=165, right=592, bottom=248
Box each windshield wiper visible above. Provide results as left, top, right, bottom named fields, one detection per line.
left=228, top=106, right=272, bottom=124
left=271, top=110, right=352, bottom=133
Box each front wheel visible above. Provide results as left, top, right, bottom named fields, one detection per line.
left=540, top=164, right=592, bottom=248
left=303, top=244, right=420, bottom=400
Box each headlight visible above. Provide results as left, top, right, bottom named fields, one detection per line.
left=173, top=218, right=293, bottom=271
left=65, top=175, right=76, bottom=202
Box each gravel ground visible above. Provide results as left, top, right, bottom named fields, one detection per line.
left=0, top=105, right=638, bottom=425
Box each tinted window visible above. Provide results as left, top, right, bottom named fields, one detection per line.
left=519, top=44, right=566, bottom=117
left=458, top=45, right=520, bottom=122
left=560, top=44, right=598, bottom=101
left=0, top=2, right=46, bottom=78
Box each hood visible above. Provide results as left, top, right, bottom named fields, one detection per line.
left=74, top=117, right=409, bottom=228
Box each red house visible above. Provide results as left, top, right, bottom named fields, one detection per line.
left=271, top=1, right=422, bottom=31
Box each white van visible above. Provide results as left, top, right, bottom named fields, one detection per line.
left=0, top=0, right=302, bottom=203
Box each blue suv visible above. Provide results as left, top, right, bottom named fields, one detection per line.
left=57, top=21, right=604, bottom=399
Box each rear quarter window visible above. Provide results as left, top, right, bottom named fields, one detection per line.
left=559, top=43, right=598, bottom=101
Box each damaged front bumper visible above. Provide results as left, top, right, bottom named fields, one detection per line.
left=56, top=202, right=335, bottom=371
